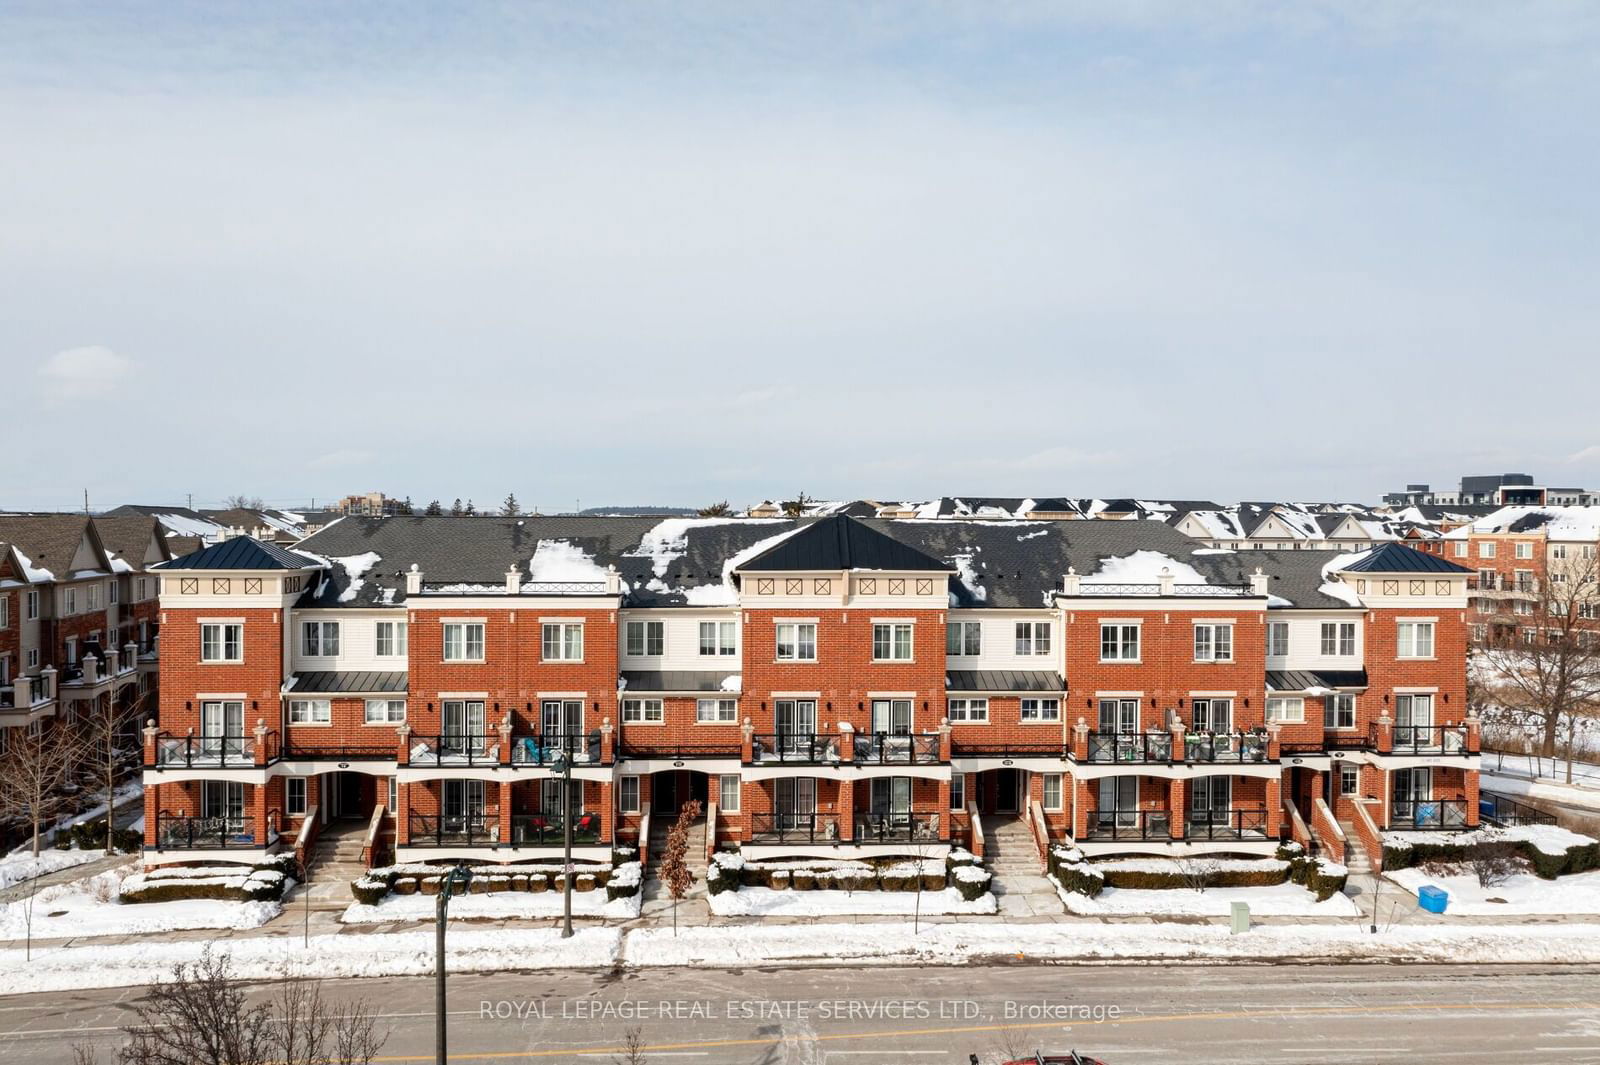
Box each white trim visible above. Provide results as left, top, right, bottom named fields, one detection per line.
left=436, top=690, right=490, bottom=698
left=535, top=691, right=587, bottom=698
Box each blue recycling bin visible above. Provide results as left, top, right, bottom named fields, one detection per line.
left=1417, top=885, right=1449, bottom=914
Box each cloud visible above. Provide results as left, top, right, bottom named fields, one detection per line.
left=1567, top=445, right=1600, bottom=465
left=36, top=345, right=135, bottom=399
left=308, top=449, right=373, bottom=470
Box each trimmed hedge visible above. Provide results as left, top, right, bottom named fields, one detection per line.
left=1287, top=856, right=1348, bottom=902
left=67, top=821, right=143, bottom=854
left=606, top=863, right=642, bottom=901
left=1383, top=836, right=1600, bottom=881
left=122, top=858, right=293, bottom=905
left=951, top=865, right=992, bottom=902
left=1099, top=864, right=1289, bottom=891
left=1053, top=860, right=1105, bottom=898
left=351, top=870, right=397, bottom=905
left=707, top=853, right=743, bottom=895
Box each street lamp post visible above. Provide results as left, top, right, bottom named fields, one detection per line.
left=552, top=750, right=574, bottom=938
left=436, top=864, right=473, bottom=1065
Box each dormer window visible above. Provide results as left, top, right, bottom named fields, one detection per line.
left=301, top=620, right=340, bottom=658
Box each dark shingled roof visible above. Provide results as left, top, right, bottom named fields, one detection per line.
left=1267, top=670, right=1369, bottom=692
left=1339, top=542, right=1472, bottom=574
left=159, top=537, right=322, bottom=571
left=0, top=514, right=98, bottom=576
left=740, top=515, right=950, bottom=573
left=289, top=671, right=408, bottom=694
left=945, top=670, right=1065, bottom=693
left=620, top=670, right=740, bottom=694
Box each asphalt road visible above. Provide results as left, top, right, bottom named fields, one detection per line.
left=3, top=963, right=1598, bottom=1064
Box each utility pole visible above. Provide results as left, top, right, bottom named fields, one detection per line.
left=552, top=750, right=574, bottom=938
left=436, top=865, right=472, bottom=1065
left=187, top=493, right=194, bottom=510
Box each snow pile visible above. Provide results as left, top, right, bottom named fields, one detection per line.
left=11, top=546, right=55, bottom=582
left=0, top=848, right=104, bottom=891
left=1082, top=551, right=1216, bottom=589
left=526, top=540, right=609, bottom=585
left=1388, top=866, right=1600, bottom=915
left=1056, top=880, right=1358, bottom=918
left=0, top=866, right=282, bottom=939
left=708, top=886, right=997, bottom=917
left=626, top=517, right=780, bottom=577
left=720, top=674, right=742, bottom=692
left=949, top=554, right=986, bottom=606
left=330, top=551, right=383, bottom=602
left=683, top=524, right=806, bottom=606
left=1317, top=551, right=1370, bottom=606
left=1092, top=857, right=1287, bottom=875
left=342, top=887, right=640, bottom=924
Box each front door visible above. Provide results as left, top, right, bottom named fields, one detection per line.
left=201, top=700, right=244, bottom=757
left=202, top=781, right=245, bottom=832
left=774, top=777, right=816, bottom=828
left=995, top=768, right=1021, bottom=814
left=1394, top=694, right=1433, bottom=748
left=775, top=699, right=817, bottom=754
left=655, top=771, right=679, bottom=812
left=1190, top=777, right=1231, bottom=825
left=1393, top=767, right=1430, bottom=821
left=329, top=772, right=364, bottom=820
left=1097, top=776, right=1137, bottom=828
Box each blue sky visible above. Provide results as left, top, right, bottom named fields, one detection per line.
left=2, top=2, right=1598, bottom=512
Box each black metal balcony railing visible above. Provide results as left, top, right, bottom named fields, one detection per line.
left=853, top=812, right=941, bottom=843
left=619, top=739, right=741, bottom=760
left=154, top=814, right=259, bottom=849
left=510, top=813, right=603, bottom=846
left=1386, top=724, right=1470, bottom=756
left=509, top=731, right=602, bottom=766
left=949, top=740, right=1070, bottom=760
left=1086, top=730, right=1173, bottom=764
left=154, top=734, right=258, bottom=768
left=281, top=741, right=398, bottom=761
left=749, top=812, right=838, bottom=843
left=408, top=812, right=497, bottom=846
left=1185, top=731, right=1269, bottom=763
left=410, top=733, right=496, bottom=766
left=851, top=732, right=942, bottom=765
left=1185, top=808, right=1270, bottom=840
left=1390, top=799, right=1469, bottom=830
left=1088, top=811, right=1172, bottom=840
left=1479, top=791, right=1557, bottom=828
left=751, top=732, right=838, bottom=763
left=1468, top=576, right=1539, bottom=594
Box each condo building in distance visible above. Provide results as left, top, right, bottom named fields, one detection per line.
left=139, top=513, right=1480, bottom=873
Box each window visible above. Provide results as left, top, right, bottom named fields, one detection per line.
left=109, top=583, right=118, bottom=604
left=25, top=590, right=38, bottom=620
left=1099, top=623, right=1140, bottom=661
left=719, top=774, right=741, bottom=812
left=65, top=588, right=76, bottom=614
left=286, top=777, right=307, bottom=816
left=27, top=648, right=39, bottom=668
left=443, top=622, right=485, bottom=661
left=1265, top=696, right=1305, bottom=723
left=625, top=620, right=664, bottom=657
left=301, top=620, right=340, bottom=657
left=1452, top=541, right=1468, bottom=558
left=1514, top=599, right=1534, bottom=616
left=375, top=621, right=408, bottom=657
left=1042, top=773, right=1063, bottom=812
left=137, top=577, right=148, bottom=599
left=1340, top=764, right=1359, bottom=796
left=200, top=622, right=242, bottom=662
left=541, top=622, right=583, bottom=661
left=947, top=697, right=988, bottom=723
left=1552, top=544, right=1569, bottom=560
left=87, top=585, right=98, bottom=610
left=1479, top=542, right=1496, bottom=559
left=950, top=773, right=965, bottom=811
left=364, top=698, right=406, bottom=724
left=1192, top=698, right=1232, bottom=731
left=1267, top=621, right=1288, bottom=657
left=1397, top=620, right=1435, bottom=658
left=698, top=620, right=736, bottom=656
left=1515, top=542, right=1533, bottom=559
left=946, top=620, right=982, bottom=656
left=872, top=622, right=913, bottom=661
left=1020, top=698, right=1061, bottom=722
left=1015, top=622, right=1051, bottom=656
left=775, top=622, right=817, bottom=661
left=1194, top=623, right=1233, bottom=662
left=387, top=777, right=398, bottom=813
left=695, top=698, right=737, bottom=723
left=1324, top=693, right=1356, bottom=730
left=289, top=699, right=331, bottom=724
left=1320, top=622, right=1357, bottom=656
left=619, top=776, right=640, bottom=814
left=622, top=698, right=663, bottom=723
left=65, top=636, right=77, bottom=664
left=0, top=597, right=7, bottom=629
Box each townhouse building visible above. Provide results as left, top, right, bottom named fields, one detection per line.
left=139, top=515, right=1479, bottom=873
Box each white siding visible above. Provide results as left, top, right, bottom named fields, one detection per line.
left=617, top=610, right=740, bottom=672
left=1264, top=612, right=1365, bottom=672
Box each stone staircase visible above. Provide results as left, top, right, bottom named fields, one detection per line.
left=647, top=815, right=709, bottom=896
left=983, top=817, right=1043, bottom=880
left=1337, top=820, right=1373, bottom=878
left=297, top=820, right=373, bottom=906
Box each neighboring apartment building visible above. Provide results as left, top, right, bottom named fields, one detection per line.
left=139, top=515, right=1477, bottom=873
left=1424, top=506, right=1600, bottom=646
left=338, top=492, right=404, bottom=516
left=0, top=514, right=165, bottom=750
left=1385, top=474, right=1598, bottom=508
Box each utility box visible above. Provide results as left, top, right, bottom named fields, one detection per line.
left=1418, top=886, right=1449, bottom=914
left=1229, top=901, right=1250, bottom=934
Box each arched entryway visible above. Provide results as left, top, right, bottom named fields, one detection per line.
left=650, top=768, right=710, bottom=815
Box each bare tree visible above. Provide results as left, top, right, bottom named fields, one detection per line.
left=1175, top=856, right=1219, bottom=894
left=0, top=717, right=84, bottom=856
left=658, top=799, right=701, bottom=936
left=80, top=687, right=149, bottom=855
left=1469, top=836, right=1520, bottom=889
left=223, top=495, right=265, bottom=510
left=780, top=492, right=815, bottom=518
left=1475, top=548, right=1600, bottom=782
left=611, top=1025, right=649, bottom=1065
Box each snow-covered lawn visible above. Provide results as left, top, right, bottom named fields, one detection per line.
left=1484, top=770, right=1600, bottom=812
left=343, top=888, right=640, bottom=924
left=708, top=886, right=997, bottom=917
left=1387, top=867, right=1600, bottom=915
left=0, top=868, right=281, bottom=938
left=1057, top=881, right=1358, bottom=918
left=0, top=848, right=107, bottom=892
left=1383, top=822, right=1597, bottom=856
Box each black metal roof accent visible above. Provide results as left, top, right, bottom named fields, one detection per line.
left=287, top=671, right=408, bottom=694
left=1338, top=542, right=1472, bottom=574
left=739, top=515, right=950, bottom=573
left=945, top=669, right=1066, bottom=693
left=619, top=670, right=739, bottom=694
left=157, top=537, right=321, bottom=571
left=1266, top=669, right=1369, bottom=692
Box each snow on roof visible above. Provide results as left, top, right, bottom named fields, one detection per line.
left=684, top=524, right=807, bottom=605
left=152, top=511, right=227, bottom=539
left=331, top=551, right=383, bottom=603
left=949, top=554, right=987, bottom=606
left=1444, top=505, right=1600, bottom=541
left=1316, top=550, right=1371, bottom=607
left=1082, top=550, right=1212, bottom=586
left=625, top=517, right=783, bottom=577
left=526, top=540, right=608, bottom=585
left=11, top=546, right=54, bottom=582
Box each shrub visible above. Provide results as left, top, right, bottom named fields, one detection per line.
left=921, top=872, right=947, bottom=892
left=351, top=876, right=390, bottom=906
left=1275, top=841, right=1305, bottom=861
left=707, top=853, right=743, bottom=895
left=392, top=878, right=419, bottom=895
left=529, top=873, right=550, bottom=893
left=419, top=876, right=442, bottom=896
left=68, top=821, right=143, bottom=854
left=1099, top=863, right=1288, bottom=891
left=946, top=848, right=979, bottom=872
left=951, top=865, right=992, bottom=902
left=1053, top=861, right=1104, bottom=898
left=607, top=862, right=642, bottom=901
left=121, top=865, right=292, bottom=905
left=574, top=874, right=596, bottom=893
left=880, top=872, right=918, bottom=892
left=790, top=870, right=814, bottom=891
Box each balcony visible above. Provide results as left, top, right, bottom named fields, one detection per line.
left=1184, top=808, right=1271, bottom=841
left=1468, top=575, right=1539, bottom=598
left=620, top=738, right=741, bottom=761
left=1183, top=731, right=1270, bottom=764
left=852, top=812, right=942, bottom=844
left=408, top=812, right=498, bottom=846
left=1389, top=798, right=1470, bottom=830
left=748, top=812, right=839, bottom=844
left=1479, top=791, right=1557, bottom=828
left=1085, top=811, right=1173, bottom=841
left=408, top=734, right=500, bottom=767
left=151, top=734, right=265, bottom=769
left=281, top=740, right=398, bottom=762
left=152, top=813, right=274, bottom=850
left=851, top=731, right=942, bottom=765
left=509, top=813, right=602, bottom=846
left=1385, top=724, right=1471, bottom=756
left=751, top=732, right=842, bottom=764
left=1086, top=731, right=1174, bottom=764
left=509, top=731, right=603, bottom=766
left=950, top=740, right=1069, bottom=760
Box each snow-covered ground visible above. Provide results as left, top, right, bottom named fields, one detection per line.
left=0, top=848, right=106, bottom=892
left=342, top=889, right=640, bottom=923
left=1484, top=770, right=1600, bottom=812
left=1383, top=822, right=1596, bottom=856
left=708, top=886, right=997, bottom=917
left=1387, top=867, right=1600, bottom=916
left=1057, top=882, right=1359, bottom=918
left=0, top=868, right=281, bottom=938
